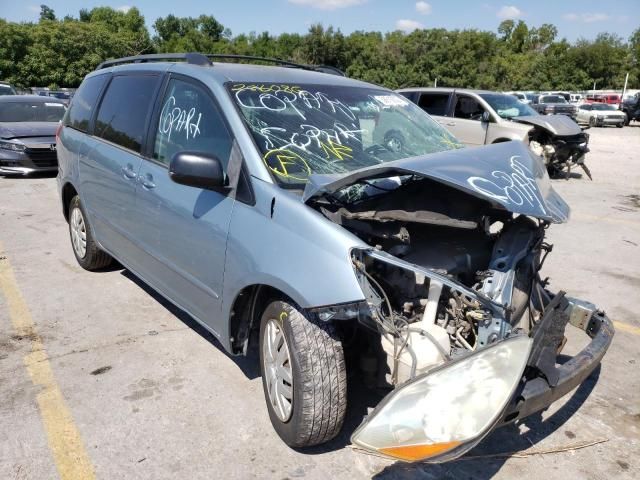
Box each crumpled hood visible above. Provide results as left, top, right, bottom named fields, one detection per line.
left=512, top=115, right=582, bottom=136
left=303, top=141, right=570, bottom=223
left=0, top=122, right=59, bottom=139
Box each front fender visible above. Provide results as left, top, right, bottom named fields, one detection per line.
left=219, top=177, right=367, bottom=350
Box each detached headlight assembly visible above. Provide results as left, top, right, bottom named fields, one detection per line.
left=351, top=335, right=532, bottom=463
left=0, top=140, right=26, bottom=152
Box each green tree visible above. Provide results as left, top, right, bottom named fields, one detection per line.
left=39, top=5, right=56, bottom=22
left=1, top=12, right=638, bottom=91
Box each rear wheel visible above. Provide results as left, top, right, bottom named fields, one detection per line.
left=259, top=299, right=347, bottom=447
left=589, top=117, right=596, bottom=127
left=616, top=122, right=624, bottom=128
left=68, top=196, right=113, bottom=270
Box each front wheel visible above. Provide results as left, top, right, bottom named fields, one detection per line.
left=616, top=122, right=624, bottom=128
left=589, top=117, right=597, bottom=127
left=259, top=299, right=347, bottom=447
left=68, top=196, right=113, bottom=270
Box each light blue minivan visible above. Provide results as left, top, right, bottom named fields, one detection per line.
left=57, top=53, right=612, bottom=463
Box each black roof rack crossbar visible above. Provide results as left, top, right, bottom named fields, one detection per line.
left=96, top=52, right=345, bottom=76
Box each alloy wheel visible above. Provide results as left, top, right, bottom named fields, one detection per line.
left=70, top=206, right=87, bottom=258
left=262, top=318, right=294, bottom=422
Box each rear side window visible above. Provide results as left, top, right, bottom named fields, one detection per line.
left=418, top=93, right=450, bottom=116
left=65, top=74, right=108, bottom=132
left=153, top=78, right=233, bottom=168
left=95, top=75, right=161, bottom=153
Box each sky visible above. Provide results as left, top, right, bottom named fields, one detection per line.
left=1, top=0, right=638, bottom=41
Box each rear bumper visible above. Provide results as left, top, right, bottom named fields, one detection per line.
left=500, top=310, right=614, bottom=425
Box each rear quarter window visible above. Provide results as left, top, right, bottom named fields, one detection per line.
left=64, top=74, right=109, bottom=132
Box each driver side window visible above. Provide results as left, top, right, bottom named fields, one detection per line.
left=153, top=78, right=233, bottom=168
left=453, top=95, right=486, bottom=121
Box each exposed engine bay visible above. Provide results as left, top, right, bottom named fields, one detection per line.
left=310, top=175, right=555, bottom=386
left=514, top=116, right=591, bottom=179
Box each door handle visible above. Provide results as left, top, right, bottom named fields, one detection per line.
left=446, top=122, right=456, bottom=126
left=138, top=173, right=156, bottom=189
left=121, top=164, right=137, bottom=180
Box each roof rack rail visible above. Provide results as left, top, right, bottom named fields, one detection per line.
left=96, top=52, right=345, bottom=76
left=96, top=53, right=211, bottom=70
left=205, top=54, right=313, bottom=70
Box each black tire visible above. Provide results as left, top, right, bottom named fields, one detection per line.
left=68, top=195, right=113, bottom=270
left=589, top=117, right=596, bottom=127
left=616, top=122, right=624, bottom=128
left=259, top=299, right=347, bottom=448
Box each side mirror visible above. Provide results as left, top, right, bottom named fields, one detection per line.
left=481, top=111, right=491, bottom=123
left=169, top=151, right=227, bottom=191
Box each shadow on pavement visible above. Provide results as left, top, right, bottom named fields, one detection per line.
left=119, top=269, right=261, bottom=380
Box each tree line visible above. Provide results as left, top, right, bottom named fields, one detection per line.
left=1, top=5, right=638, bottom=91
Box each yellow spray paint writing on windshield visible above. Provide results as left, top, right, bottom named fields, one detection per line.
left=319, top=138, right=353, bottom=161
left=231, top=84, right=302, bottom=94
left=263, top=148, right=311, bottom=181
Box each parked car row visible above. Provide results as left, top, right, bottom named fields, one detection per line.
left=397, top=88, right=591, bottom=178
left=41, top=53, right=613, bottom=465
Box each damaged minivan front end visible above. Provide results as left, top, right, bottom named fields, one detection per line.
left=303, top=141, right=613, bottom=462
left=230, top=81, right=612, bottom=462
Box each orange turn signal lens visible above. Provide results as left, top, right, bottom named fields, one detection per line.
left=379, top=441, right=462, bottom=462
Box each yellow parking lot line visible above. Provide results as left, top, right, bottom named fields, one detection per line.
left=613, top=320, right=640, bottom=336
left=0, top=247, right=96, bottom=480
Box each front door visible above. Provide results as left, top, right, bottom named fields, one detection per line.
left=448, top=94, right=489, bottom=146
left=132, top=76, right=237, bottom=331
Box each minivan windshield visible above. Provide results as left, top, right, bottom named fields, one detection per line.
left=480, top=93, right=538, bottom=119
left=229, top=83, right=462, bottom=187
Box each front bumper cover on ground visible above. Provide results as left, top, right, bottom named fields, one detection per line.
left=500, top=310, right=614, bottom=425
